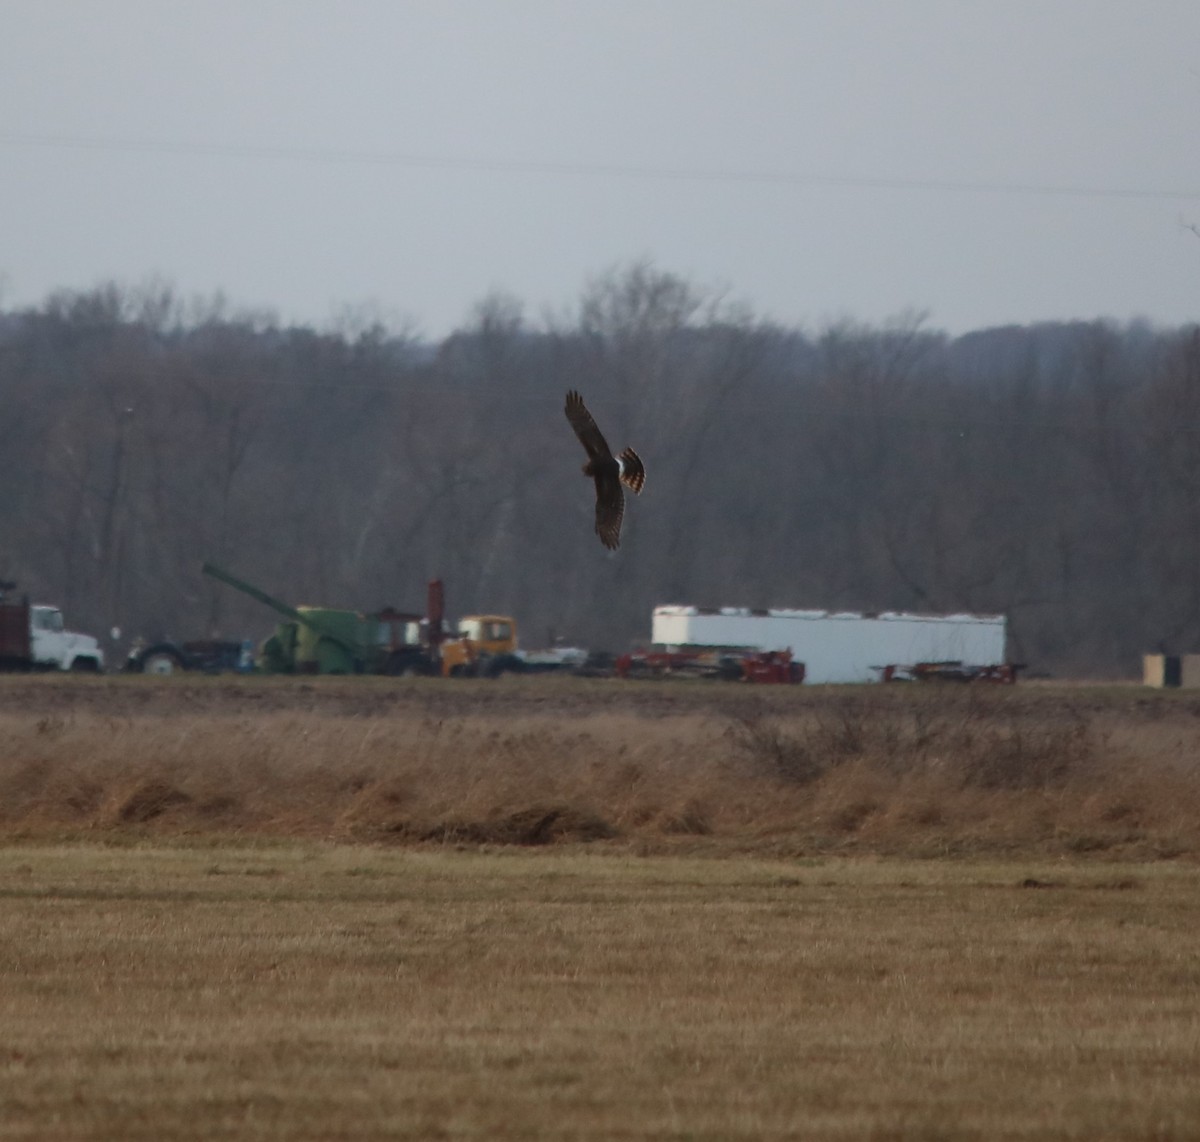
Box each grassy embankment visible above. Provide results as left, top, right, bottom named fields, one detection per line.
left=0, top=675, right=1197, bottom=858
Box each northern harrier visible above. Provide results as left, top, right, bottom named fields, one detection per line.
left=565, top=390, right=645, bottom=550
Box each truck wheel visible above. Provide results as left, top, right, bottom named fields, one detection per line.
left=141, top=650, right=185, bottom=676
left=486, top=654, right=522, bottom=678
left=69, top=657, right=101, bottom=673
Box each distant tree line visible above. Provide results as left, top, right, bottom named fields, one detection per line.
left=0, top=263, right=1194, bottom=677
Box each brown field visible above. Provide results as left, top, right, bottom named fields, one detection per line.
left=3, top=676, right=1200, bottom=1138
left=4, top=845, right=1200, bottom=1139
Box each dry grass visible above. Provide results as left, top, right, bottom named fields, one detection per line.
left=1, top=675, right=1200, bottom=858
left=4, top=679, right=1200, bottom=1137
left=2, top=844, right=1199, bottom=1139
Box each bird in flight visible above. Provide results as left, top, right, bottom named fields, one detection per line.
left=565, top=390, right=645, bottom=550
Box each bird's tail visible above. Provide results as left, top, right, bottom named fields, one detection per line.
left=618, top=448, right=645, bottom=494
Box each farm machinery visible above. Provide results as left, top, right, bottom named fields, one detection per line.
left=614, top=646, right=804, bottom=684
left=126, top=563, right=434, bottom=676
left=875, top=661, right=1022, bottom=683
left=126, top=564, right=572, bottom=678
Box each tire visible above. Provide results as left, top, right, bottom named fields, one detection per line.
left=486, top=654, right=523, bottom=678
left=716, top=658, right=743, bottom=682
left=141, top=649, right=185, bottom=676
left=69, top=657, right=101, bottom=673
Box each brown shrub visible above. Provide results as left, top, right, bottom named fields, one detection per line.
left=110, top=780, right=192, bottom=824
left=416, top=805, right=617, bottom=846
left=656, top=798, right=713, bottom=836
left=727, top=691, right=1101, bottom=791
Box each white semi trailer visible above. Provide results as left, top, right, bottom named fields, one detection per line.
left=650, top=606, right=1006, bottom=684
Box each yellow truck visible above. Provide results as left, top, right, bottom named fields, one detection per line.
left=439, top=614, right=520, bottom=677
left=438, top=614, right=589, bottom=678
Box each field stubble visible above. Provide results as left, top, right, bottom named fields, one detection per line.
left=1, top=845, right=1199, bottom=1139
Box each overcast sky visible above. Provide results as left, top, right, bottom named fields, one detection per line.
left=2, top=0, right=1198, bottom=337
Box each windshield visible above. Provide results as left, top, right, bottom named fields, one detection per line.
left=376, top=619, right=422, bottom=647
left=460, top=619, right=511, bottom=642
left=32, top=608, right=63, bottom=633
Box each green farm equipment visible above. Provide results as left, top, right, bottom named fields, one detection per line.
left=201, top=562, right=433, bottom=675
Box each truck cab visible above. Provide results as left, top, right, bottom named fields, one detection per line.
left=30, top=605, right=104, bottom=671
left=440, top=614, right=520, bottom=677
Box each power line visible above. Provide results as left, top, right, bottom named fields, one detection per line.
left=2, top=130, right=1198, bottom=203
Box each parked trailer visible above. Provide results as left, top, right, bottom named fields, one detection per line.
left=878, top=661, right=1021, bottom=684
left=615, top=646, right=803, bottom=684
left=126, top=638, right=251, bottom=676
left=651, top=606, right=1006, bottom=685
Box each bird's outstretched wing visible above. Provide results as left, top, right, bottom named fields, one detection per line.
left=565, top=390, right=613, bottom=460
left=617, top=447, right=645, bottom=495
left=594, top=470, right=625, bottom=550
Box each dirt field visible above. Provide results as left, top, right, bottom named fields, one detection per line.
left=3, top=676, right=1200, bottom=1138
